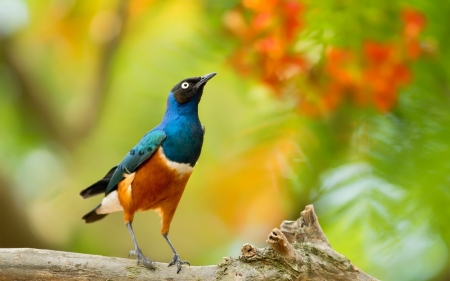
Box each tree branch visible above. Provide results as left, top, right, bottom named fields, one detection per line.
left=0, top=205, right=378, bottom=280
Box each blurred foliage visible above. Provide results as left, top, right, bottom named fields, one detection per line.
left=0, top=0, right=449, bottom=281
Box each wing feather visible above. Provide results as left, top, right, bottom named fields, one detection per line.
left=105, top=130, right=166, bottom=195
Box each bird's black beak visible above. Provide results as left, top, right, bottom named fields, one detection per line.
left=194, top=72, right=216, bottom=90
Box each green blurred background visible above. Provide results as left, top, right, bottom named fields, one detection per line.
left=0, top=0, right=449, bottom=280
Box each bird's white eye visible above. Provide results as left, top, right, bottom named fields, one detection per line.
left=181, top=82, right=189, bottom=89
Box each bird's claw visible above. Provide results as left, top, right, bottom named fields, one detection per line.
left=168, top=254, right=190, bottom=273
left=129, top=248, right=155, bottom=269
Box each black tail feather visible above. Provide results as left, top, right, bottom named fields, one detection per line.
left=82, top=204, right=108, bottom=223
left=80, top=166, right=118, bottom=198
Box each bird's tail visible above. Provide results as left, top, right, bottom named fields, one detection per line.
left=82, top=204, right=108, bottom=223
left=80, top=166, right=118, bottom=198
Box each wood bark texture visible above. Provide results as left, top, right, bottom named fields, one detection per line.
left=0, top=205, right=379, bottom=281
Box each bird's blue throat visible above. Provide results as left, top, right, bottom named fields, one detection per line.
left=156, top=93, right=204, bottom=166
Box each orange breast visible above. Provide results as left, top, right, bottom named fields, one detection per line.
left=117, top=148, right=192, bottom=234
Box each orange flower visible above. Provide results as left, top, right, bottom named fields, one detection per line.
left=226, top=2, right=425, bottom=116
left=364, top=41, right=396, bottom=64
left=402, top=8, right=426, bottom=39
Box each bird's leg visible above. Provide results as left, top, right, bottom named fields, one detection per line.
left=126, top=222, right=155, bottom=269
left=163, top=233, right=190, bottom=273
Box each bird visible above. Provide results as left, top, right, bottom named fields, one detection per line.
left=79, top=72, right=216, bottom=273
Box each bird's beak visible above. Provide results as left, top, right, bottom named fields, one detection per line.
left=194, top=72, right=217, bottom=90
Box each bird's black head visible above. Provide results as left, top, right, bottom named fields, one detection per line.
left=171, top=72, right=216, bottom=104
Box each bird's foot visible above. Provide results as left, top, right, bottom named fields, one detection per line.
left=129, top=248, right=155, bottom=269
left=168, top=254, right=190, bottom=273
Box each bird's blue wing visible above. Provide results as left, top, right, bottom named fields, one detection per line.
left=105, top=129, right=166, bottom=195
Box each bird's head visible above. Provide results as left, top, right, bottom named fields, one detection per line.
left=170, top=72, right=216, bottom=104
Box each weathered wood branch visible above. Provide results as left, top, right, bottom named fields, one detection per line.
left=0, top=205, right=378, bottom=281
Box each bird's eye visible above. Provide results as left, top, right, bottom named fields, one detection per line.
left=181, top=82, right=189, bottom=89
